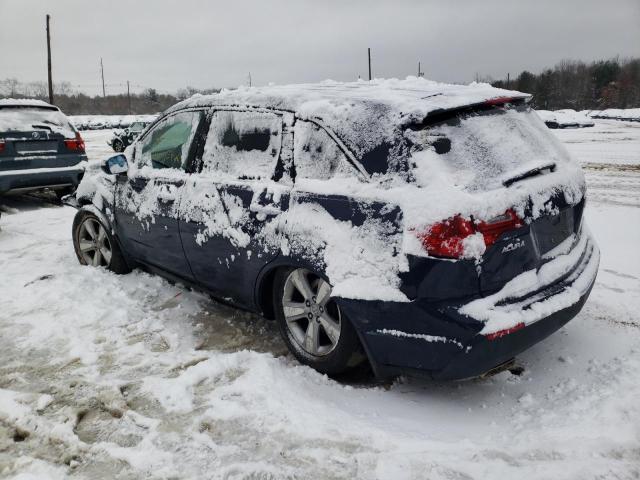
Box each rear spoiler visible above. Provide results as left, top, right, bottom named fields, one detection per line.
left=0, top=105, right=60, bottom=112
left=417, top=95, right=531, bottom=128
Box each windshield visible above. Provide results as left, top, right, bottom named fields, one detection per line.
left=0, top=107, right=76, bottom=137
left=406, top=104, right=571, bottom=192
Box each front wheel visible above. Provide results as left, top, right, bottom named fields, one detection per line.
left=274, top=267, right=364, bottom=375
left=112, top=139, right=125, bottom=152
left=72, top=211, right=131, bottom=274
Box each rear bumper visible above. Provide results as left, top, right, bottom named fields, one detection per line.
left=338, top=231, right=599, bottom=381
left=0, top=163, right=86, bottom=194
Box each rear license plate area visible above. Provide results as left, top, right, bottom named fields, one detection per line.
left=15, top=141, right=58, bottom=154
left=532, top=209, right=574, bottom=255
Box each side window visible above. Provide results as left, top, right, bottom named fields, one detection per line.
left=138, top=111, right=202, bottom=170
left=293, top=121, right=357, bottom=180
left=202, top=110, right=282, bottom=179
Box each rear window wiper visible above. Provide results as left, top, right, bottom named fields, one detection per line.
left=32, top=124, right=53, bottom=132
left=503, top=163, right=556, bottom=187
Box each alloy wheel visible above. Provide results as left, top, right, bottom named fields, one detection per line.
left=78, top=217, right=112, bottom=267
left=282, top=269, right=341, bottom=356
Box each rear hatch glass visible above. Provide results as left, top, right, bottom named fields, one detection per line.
left=0, top=107, right=76, bottom=138
left=407, top=103, right=571, bottom=192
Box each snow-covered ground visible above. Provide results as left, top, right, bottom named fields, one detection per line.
left=0, top=120, right=638, bottom=479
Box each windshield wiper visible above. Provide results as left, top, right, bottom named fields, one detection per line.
left=503, top=163, right=556, bottom=187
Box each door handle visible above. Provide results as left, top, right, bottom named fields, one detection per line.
left=157, top=184, right=178, bottom=203
left=249, top=203, right=282, bottom=216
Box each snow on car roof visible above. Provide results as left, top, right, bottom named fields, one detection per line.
left=169, top=77, right=530, bottom=162
left=0, top=98, right=58, bottom=110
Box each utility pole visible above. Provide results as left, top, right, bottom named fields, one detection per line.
left=100, top=58, right=106, bottom=97
left=248, top=72, right=252, bottom=87
left=367, top=48, right=372, bottom=81
left=127, top=80, right=131, bottom=114
left=418, top=61, right=424, bottom=78
left=507, top=72, right=510, bottom=88
left=46, top=14, right=54, bottom=104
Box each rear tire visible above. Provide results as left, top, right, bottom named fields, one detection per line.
left=72, top=211, right=131, bottom=274
left=274, top=267, right=363, bottom=375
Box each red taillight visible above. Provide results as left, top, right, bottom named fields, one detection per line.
left=476, top=209, right=523, bottom=246
left=64, top=132, right=85, bottom=152
left=416, top=214, right=475, bottom=258
left=0, top=140, right=5, bottom=152
left=484, top=322, right=525, bottom=340
left=415, top=209, right=523, bottom=259
left=484, top=96, right=517, bottom=106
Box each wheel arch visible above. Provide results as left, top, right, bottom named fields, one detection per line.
left=254, top=257, right=328, bottom=320
left=73, top=204, right=135, bottom=270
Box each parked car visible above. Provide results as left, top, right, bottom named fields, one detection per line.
left=69, top=80, right=599, bottom=380
left=107, top=121, right=150, bottom=152
left=87, top=118, right=106, bottom=130
left=0, top=99, right=87, bottom=197
left=536, top=109, right=594, bottom=129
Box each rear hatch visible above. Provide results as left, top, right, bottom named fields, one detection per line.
left=0, top=106, right=85, bottom=171
left=407, top=101, right=586, bottom=296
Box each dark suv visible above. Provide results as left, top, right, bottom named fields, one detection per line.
left=69, top=80, right=599, bottom=380
left=0, top=99, right=86, bottom=197
left=107, top=121, right=151, bottom=152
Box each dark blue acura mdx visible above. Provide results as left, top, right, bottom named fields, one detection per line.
left=70, top=79, right=599, bottom=380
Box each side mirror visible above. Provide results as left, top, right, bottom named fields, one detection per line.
left=102, top=154, right=129, bottom=175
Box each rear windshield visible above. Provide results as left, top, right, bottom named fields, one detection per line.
left=0, top=107, right=76, bottom=137
left=406, top=104, right=571, bottom=191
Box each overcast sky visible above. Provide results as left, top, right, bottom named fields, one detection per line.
left=1, top=0, right=639, bottom=96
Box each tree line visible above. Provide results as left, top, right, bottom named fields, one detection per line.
left=2, top=56, right=638, bottom=114
left=492, top=57, right=640, bottom=111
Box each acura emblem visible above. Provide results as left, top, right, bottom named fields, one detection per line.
left=32, top=131, right=39, bottom=138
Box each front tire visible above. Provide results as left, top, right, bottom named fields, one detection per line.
left=274, top=267, right=363, bottom=375
left=112, top=139, right=125, bottom=152
left=72, top=211, right=130, bottom=274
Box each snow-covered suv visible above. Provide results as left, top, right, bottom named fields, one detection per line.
left=69, top=79, right=599, bottom=380
left=0, top=99, right=86, bottom=197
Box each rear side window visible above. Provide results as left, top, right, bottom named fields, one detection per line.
left=293, top=121, right=357, bottom=180
left=138, top=111, right=202, bottom=170
left=0, top=107, right=75, bottom=137
left=202, top=110, right=282, bottom=179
